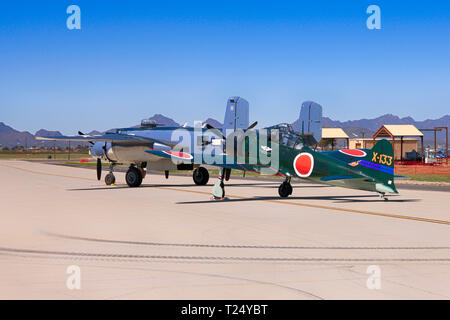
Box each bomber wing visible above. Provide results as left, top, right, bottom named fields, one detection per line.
left=36, top=133, right=165, bottom=145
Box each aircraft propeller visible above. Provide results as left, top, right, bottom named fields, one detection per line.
left=205, top=121, right=258, bottom=158
left=235, top=121, right=258, bottom=157
left=205, top=124, right=226, bottom=140
left=96, top=158, right=102, bottom=181
left=246, top=121, right=258, bottom=130
left=78, top=131, right=94, bottom=146
left=205, top=121, right=258, bottom=141
left=78, top=131, right=101, bottom=180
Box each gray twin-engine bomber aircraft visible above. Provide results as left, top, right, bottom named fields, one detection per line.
left=37, top=97, right=250, bottom=187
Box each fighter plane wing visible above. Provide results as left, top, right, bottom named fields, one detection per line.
left=36, top=133, right=159, bottom=144
left=320, top=175, right=362, bottom=181
left=145, top=148, right=236, bottom=168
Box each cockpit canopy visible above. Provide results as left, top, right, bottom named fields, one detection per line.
left=265, top=123, right=305, bottom=149
left=141, top=119, right=158, bottom=128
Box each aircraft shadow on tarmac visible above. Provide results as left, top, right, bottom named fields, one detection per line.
left=67, top=183, right=330, bottom=191
left=66, top=184, right=420, bottom=203
left=176, top=194, right=421, bottom=204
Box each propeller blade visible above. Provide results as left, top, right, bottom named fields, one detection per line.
left=96, top=158, right=102, bottom=181
left=234, top=121, right=258, bottom=158
left=78, top=130, right=94, bottom=145
left=247, top=121, right=258, bottom=130
left=205, top=123, right=226, bottom=140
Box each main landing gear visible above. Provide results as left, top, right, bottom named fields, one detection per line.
left=278, top=176, right=293, bottom=198
left=102, top=162, right=146, bottom=187
left=193, top=167, right=209, bottom=185
left=211, top=169, right=226, bottom=200
left=126, top=165, right=145, bottom=187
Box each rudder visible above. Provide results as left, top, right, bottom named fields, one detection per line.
left=294, top=101, right=322, bottom=145
left=222, top=97, right=249, bottom=134
left=359, top=139, right=397, bottom=193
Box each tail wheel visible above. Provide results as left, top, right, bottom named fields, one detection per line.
left=193, top=167, right=209, bottom=185
left=126, top=166, right=143, bottom=187
left=278, top=182, right=292, bottom=198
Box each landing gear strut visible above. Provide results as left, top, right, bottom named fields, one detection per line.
left=126, top=165, right=143, bottom=187
left=212, top=168, right=225, bottom=200
left=224, top=168, right=231, bottom=181
left=278, top=176, right=293, bottom=198
left=379, top=193, right=389, bottom=201
left=105, top=163, right=116, bottom=186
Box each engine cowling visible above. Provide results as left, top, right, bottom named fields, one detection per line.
left=89, top=142, right=172, bottom=163
left=89, top=142, right=111, bottom=159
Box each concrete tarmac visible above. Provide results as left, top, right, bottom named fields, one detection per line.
left=0, top=160, right=449, bottom=299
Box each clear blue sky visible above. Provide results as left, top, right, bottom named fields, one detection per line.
left=1, top=1, right=449, bottom=134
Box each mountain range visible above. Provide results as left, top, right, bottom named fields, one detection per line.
left=1, top=113, right=449, bottom=148
left=322, top=114, right=450, bottom=146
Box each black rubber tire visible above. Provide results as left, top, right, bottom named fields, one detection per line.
left=287, top=183, right=293, bottom=195
left=126, top=167, right=143, bottom=187
left=278, top=182, right=291, bottom=198
left=193, top=167, right=209, bottom=185
left=105, top=173, right=116, bottom=185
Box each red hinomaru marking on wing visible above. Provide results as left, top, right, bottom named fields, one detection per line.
left=162, top=150, right=193, bottom=160
left=339, top=149, right=367, bottom=157
left=293, top=153, right=314, bottom=177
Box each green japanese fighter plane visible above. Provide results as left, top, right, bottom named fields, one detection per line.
left=145, top=119, right=398, bottom=201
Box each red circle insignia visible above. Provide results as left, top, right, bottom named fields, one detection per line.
left=339, top=149, right=367, bottom=157
left=293, top=153, right=314, bottom=177
left=163, top=150, right=193, bottom=160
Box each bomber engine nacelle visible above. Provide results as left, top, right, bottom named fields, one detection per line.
left=89, top=142, right=111, bottom=159
left=89, top=141, right=172, bottom=163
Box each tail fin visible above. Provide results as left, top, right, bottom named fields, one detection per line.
left=222, top=97, right=249, bottom=134
left=359, top=139, right=398, bottom=193
left=294, top=101, right=322, bottom=145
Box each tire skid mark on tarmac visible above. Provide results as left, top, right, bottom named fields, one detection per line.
left=44, top=231, right=450, bottom=250
left=2, top=163, right=450, bottom=226
left=0, top=163, right=95, bottom=181
left=0, top=247, right=449, bottom=262
left=0, top=255, right=324, bottom=300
